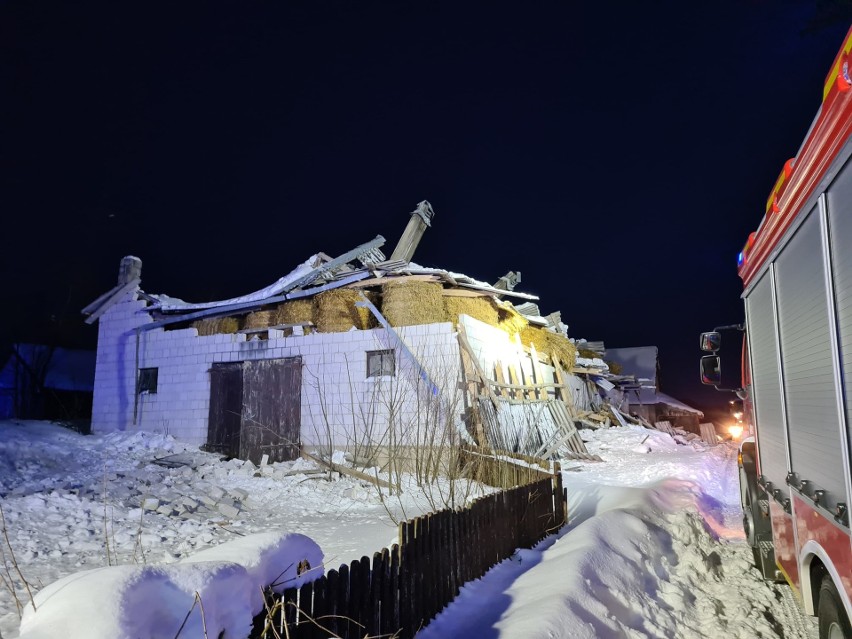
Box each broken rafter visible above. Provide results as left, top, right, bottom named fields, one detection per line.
left=140, top=272, right=370, bottom=331
left=301, top=450, right=394, bottom=490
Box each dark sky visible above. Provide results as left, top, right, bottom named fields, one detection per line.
left=2, top=1, right=849, bottom=414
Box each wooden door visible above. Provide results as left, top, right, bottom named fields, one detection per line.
left=240, top=357, right=302, bottom=464
left=206, top=362, right=243, bottom=458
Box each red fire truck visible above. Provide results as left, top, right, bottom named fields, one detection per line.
left=700, top=26, right=852, bottom=638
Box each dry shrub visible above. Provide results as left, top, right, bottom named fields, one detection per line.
left=315, top=289, right=376, bottom=332
left=443, top=296, right=500, bottom=327
left=520, top=325, right=577, bottom=370
left=606, top=360, right=623, bottom=374
left=192, top=317, right=241, bottom=336
left=244, top=310, right=273, bottom=330
left=380, top=280, right=444, bottom=327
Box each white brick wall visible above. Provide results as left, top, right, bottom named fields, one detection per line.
left=93, top=302, right=464, bottom=450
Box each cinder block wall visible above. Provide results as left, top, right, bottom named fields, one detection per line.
left=92, top=298, right=462, bottom=450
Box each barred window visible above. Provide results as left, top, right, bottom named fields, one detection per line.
left=366, top=350, right=395, bottom=378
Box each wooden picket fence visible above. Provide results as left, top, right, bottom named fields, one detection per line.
left=251, top=469, right=566, bottom=639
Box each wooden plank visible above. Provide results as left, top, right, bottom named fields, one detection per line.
left=513, top=334, right=537, bottom=401
left=368, top=552, right=383, bottom=637
left=571, top=366, right=606, bottom=374
left=553, top=360, right=578, bottom=418
left=493, top=361, right=510, bottom=399
left=457, top=323, right=500, bottom=409
left=440, top=288, right=493, bottom=298
left=347, top=273, right=442, bottom=288
left=337, top=563, right=350, bottom=638
left=301, top=450, right=394, bottom=490
left=529, top=344, right=547, bottom=401
left=506, top=364, right=522, bottom=400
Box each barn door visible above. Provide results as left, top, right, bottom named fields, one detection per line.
left=206, top=362, right=243, bottom=458
left=240, top=357, right=302, bottom=464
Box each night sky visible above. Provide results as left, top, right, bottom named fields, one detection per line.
left=2, top=1, right=850, bottom=416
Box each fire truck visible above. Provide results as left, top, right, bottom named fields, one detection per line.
left=700, top=26, right=852, bottom=639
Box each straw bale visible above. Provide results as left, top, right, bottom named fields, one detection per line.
left=381, top=280, right=444, bottom=327
left=315, top=289, right=376, bottom=333
left=192, top=317, right=241, bottom=336
left=497, top=304, right=530, bottom=336
left=273, top=299, right=315, bottom=326
left=443, top=296, right=500, bottom=327
left=244, top=310, right=273, bottom=330
left=520, top=326, right=577, bottom=371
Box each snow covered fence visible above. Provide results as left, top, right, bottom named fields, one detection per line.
left=253, top=471, right=567, bottom=639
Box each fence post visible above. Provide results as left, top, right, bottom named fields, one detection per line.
left=369, top=551, right=383, bottom=637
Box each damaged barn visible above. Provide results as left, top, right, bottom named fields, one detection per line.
left=83, top=202, right=689, bottom=480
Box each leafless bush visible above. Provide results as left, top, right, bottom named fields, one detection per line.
left=0, top=503, right=37, bottom=618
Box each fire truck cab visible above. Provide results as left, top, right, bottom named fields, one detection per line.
left=701, top=26, right=852, bottom=639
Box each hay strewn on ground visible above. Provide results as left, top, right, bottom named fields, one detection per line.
left=381, top=280, right=445, bottom=327
left=191, top=317, right=241, bottom=336
left=315, top=290, right=376, bottom=332
left=520, top=326, right=577, bottom=371
left=443, top=296, right=500, bottom=327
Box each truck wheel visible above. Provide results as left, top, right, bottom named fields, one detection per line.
left=739, top=451, right=759, bottom=547
left=819, top=577, right=852, bottom=639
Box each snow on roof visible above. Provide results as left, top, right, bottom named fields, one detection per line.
left=655, top=391, right=704, bottom=416
left=0, top=345, right=95, bottom=392
left=149, top=255, right=318, bottom=312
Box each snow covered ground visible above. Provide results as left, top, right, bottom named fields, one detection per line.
left=0, top=420, right=817, bottom=638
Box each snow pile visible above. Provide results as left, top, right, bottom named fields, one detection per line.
left=0, top=420, right=816, bottom=638
left=18, top=531, right=321, bottom=639
left=420, top=426, right=814, bottom=639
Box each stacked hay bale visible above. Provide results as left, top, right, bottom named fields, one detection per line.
left=520, top=325, right=578, bottom=371
left=191, top=317, right=241, bottom=336
left=381, top=280, right=444, bottom=327
left=273, top=299, right=315, bottom=334
left=243, top=310, right=274, bottom=330
left=315, top=290, right=377, bottom=333
left=443, top=296, right=500, bottom=328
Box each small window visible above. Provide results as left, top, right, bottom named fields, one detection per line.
left=366, top=350, right=395, bottom=378
left=138, top=367, right=159, bottom=394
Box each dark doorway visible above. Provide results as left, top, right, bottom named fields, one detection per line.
left=206, top=357, right=302, bottom=464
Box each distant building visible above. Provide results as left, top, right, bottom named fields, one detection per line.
left=604, top=346, right=703, bottom=432
left=0, top=343, right=96, bottom=421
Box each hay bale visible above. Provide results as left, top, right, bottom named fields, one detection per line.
left=315, top=290, right=376, bottom=333
left=443, top=296, right=500, bottom=327
left=497, top=304, right=530, bottom=336
left=381, top=280, right=444, bottom=327
left=192, top=317, right=241, bottom=336
left=520, top=326, right=577, bottom=371
left=273, top=299, right=314, bottom=326
left=244, top=310, right=273, bottom=330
